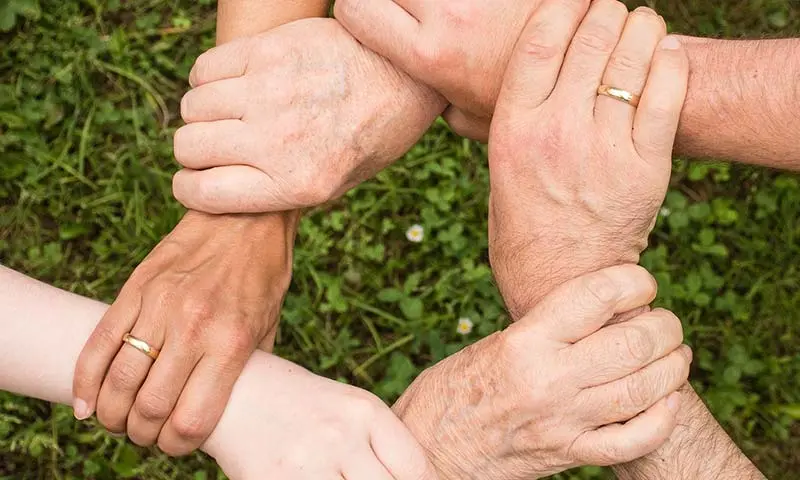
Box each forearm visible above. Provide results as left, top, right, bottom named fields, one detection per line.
left=492, top=226, right=644, bottom=321
left=614, top=384, right=764, bottom=480
left=676, top=37, right=800, bottom=170
left=0, top=267, right=105, bottom=404
left=217, top=0, right=329, bottom=43
left=180, top=0, right=329, bottom=341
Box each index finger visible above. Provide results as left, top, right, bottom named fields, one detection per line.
left=493, top=0, right=591, bottom=119
left=519, top=265, right=658, bottom=343
left=72, top=287, right=142, bottom=420
left=189, top=37, right=253, bottom=88
left=334, top=0, right=420, bottom=79
left=370, top=409, right=441, bottom=480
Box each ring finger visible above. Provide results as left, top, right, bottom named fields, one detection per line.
left=568, top=308, right=684, bottom=388
left=95, top=306, right=166, bottom=434
left=595, top=7, right=666, bottom=129
left=126, top=334, right=200, bottom=447
left=580, top=345, right=692, bottom=425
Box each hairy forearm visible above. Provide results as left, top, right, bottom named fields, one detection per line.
left=614, top=384, right=764, bottom=480
left=676, top=37, right=800, bottom=170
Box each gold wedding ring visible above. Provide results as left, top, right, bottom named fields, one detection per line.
left=598, top=85, right=641, bottom=108
left=122, top=333, right=160, bottom=360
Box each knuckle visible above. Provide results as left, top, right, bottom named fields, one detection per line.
left=108, top=360, right=143, bottom=392
left=517, top=32, right=563, bottom=63
left=643, top=100, right=677, bottom=125
left=157, top=437, right=189, bottom=457
left=91, top=323, right=120, bottom=349
left=593, top=441, right=626, bottom=466
left=96, top=408, right=124, bottom=433
left=440, top=2, right=478, bottom=27
left=224, top=328, right=256, bottom=355
left=642, top=270, right=659, bottom=301
left=624, top=373, right=654, bottom=411
left=318, top=423, right=350, bottom=448
left=141, top=281, right=174, bottom=310
left=412, top=40, right=444, bottom=67
left=192, top=176, right=219, bottom=206
left=128, top=433, right=155, bottom=448
left=169, top=411, right=210, bottom=442
left=608, top=50, right=646, bottom=75
left=180, top=296, right=215, bottom=327
left=497, top=328, right=527, bottom=360
left=293, top=168, right=335, bottom=207
left=653, top=308, right=684, bottom=342
left=189, top=51, right=213, bottom=87
left=333, top=0, right=362, bottom=20
left=621, top=324, right=655, bottom=364
left=345, top=390, right=383, bottom=420
left=134, top=391, right=173, bottom=422
left=561, top=0, right=592, bottom=16
left=581, top=270, right=620, bottom=307
left=157, top=441, right=178, bottom=457
left=573, top=23, right=619, bottom=55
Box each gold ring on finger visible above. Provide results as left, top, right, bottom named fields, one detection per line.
left=597, top=85, right=641, bottom=108
left=122, top=333, right=160, bottom=360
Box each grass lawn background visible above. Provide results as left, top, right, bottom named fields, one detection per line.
left=1, top=0, right=798, bottom=478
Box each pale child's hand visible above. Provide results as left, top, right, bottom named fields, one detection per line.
left=203, top=353, right=439, bottom=480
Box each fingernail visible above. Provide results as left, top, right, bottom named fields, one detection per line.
left=667, top=392, right=681, bottom=412
left=110, top=432, right=126, bottom=439
left=73, top=398, right=93, bottom=420
left=633, top=6, right=657, bottom=15
left=659, top=36, right=682, bottom=51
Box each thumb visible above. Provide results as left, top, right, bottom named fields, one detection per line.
left=514, top=265, right=658, bottom=344
left=172, top=166, right=288, bottom=214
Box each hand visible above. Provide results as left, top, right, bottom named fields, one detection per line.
left=394, top=265, right=691, bottom=479
left=203, top=353, right=438, bottom=480
left=73, top=211, right=296, bottom=455
left=334, top=0, right=546, bottom=140
left=172, top=17, right=445, bottom=214
left=487, top=1, right=689, bottom=319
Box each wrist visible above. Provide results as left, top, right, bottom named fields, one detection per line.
left=491, top=228, right=642, bottom=320
left=613, top=384, right=763, bottom=480
left=391, top=337, right=509, bottom=479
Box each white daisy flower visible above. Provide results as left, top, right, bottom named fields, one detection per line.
left=456, top=317, right=474, bottom=336
left=406, top=224, right=424, bottom=243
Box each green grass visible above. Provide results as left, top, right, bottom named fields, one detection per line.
left=1, top=0, right=798, bottom=478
